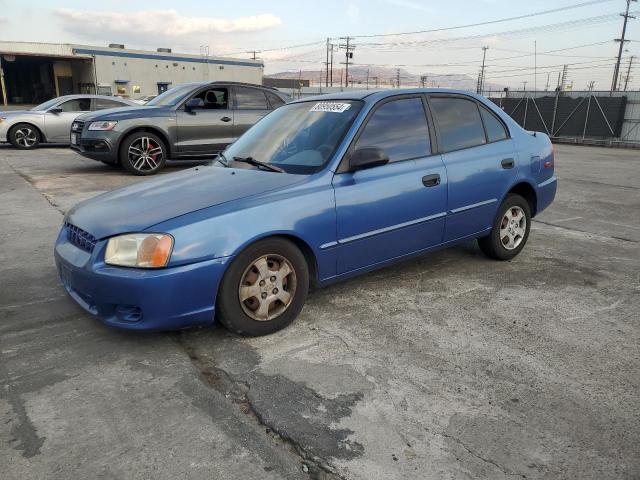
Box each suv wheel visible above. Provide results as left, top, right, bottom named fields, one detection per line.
left=9, top=123, right=41, bottom=149
left=120, top=132, right=166, bottom=175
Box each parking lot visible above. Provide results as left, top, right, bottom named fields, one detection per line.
left=1, top=143, right=638, bottom=479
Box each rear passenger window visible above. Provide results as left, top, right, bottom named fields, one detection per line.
left=479, top=104, right=508, bottom=142
left=94, top=98, right=126, bottom=110
left=430, top=97, right=486, bottom=152
left=354, top=97, right=430, bottom=163
left=266, top=92, right=285, bottom=109
left=235, top=87, right=269, bottom=110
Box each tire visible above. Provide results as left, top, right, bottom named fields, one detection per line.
left=478, top=193, right=531, bottom=261
left=8, top=123, right=41, bottom=149
left=119, top=132, right=167, bottom=175
left=217, top=237, right=309, bottom=336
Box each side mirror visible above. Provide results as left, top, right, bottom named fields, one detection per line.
left=48, top=107, right=63, bottom=114
left=349, top=147, right=389, bottom=171
left=185, top=98, right=204, bottom=113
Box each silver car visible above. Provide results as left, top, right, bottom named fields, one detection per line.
left=0, top=95, right=138, bottom=149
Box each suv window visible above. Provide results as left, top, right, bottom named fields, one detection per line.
left=191, top=88, right=229, bottom=110
left=479, top=104, right=508, bottom=142
left=58, top=98, right=91, bottom=112
left=430, top=97, right=486, bottom=152
left=236, top=87, right=269, bottom=110
left=94, top=98, right=126, bottom=110
left=354, top=97, right=430, bottom=163
left=266, top=91, right=285, bottom=109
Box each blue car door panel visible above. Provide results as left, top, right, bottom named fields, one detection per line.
left=332, top=95, right=447, bottom=274
left=428, top=94, right=517, bottom=241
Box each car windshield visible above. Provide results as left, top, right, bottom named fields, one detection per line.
left=146, top=84, right=196, bottom=107
left=31, top=98, right=61, bottom=111
left=224, top=100, right=363, bottom=174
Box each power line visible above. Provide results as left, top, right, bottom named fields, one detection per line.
left=348, top=0, right=615, bottom=38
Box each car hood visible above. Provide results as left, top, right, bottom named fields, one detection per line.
left=77, top=105, right=164, bottom=122
left=66, top=165, right=306, bottom=239
left=0, top=110, right=40, bottom=117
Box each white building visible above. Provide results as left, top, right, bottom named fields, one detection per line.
left=0, top=41, right=264, bottom=106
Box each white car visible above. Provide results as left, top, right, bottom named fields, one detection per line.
left=131, top=95, right=157, bottom=105
left=0, top=95, right=138, bottom=149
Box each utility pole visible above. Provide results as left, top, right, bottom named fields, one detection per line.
left=329, top=43, right=334, bottom=87
left=366, top=68, right=370, bottom=89
left=325, top=38, right=330, bottom=87
left=522, top=81, right=528, bottom=91
left=545, top=73, right=550, bottom=91
left=588, top=80, right=596, bottom=91
left=339, top=37, right=355, bottom=88
left=560, top=65, right=568, bottom=91
left=477, top=46, right=489, bottom=94
left=420, top=75, right=427, bottom=88
left=612, top=0, right=637, bottom=91
left=250, top=50, right=259, bottom=60
left=396, top=68, right=401, bottom=88
left=623, top=55, right=635, bottom=90
left=372, top=76, right=379, bottom=88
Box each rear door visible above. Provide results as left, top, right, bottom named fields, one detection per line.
left=44, top=97, right=92, bottom=142
left=232, top=86, right=272, bottom=139
left=332, top=95, right=447, bottom=274
left=175, top=86, right=234, bottom=155
left=428, top=94, right=516, bottom=241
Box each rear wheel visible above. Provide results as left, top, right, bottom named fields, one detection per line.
left=9, top=123, right=41, bottom=149
left=478, top=193, right=531, bottom=260
left=217, top=238, right=309, bottom=336
left=120, top=132, right=166, bottom=175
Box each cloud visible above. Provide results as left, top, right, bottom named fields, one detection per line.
left=53, top=8, right=282, bottom=45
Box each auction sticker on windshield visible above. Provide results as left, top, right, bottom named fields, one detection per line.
left=310, top=102, right=352, bottom=113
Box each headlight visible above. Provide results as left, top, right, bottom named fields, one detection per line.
left=105, top=233, right=173, bottom=268
left=88, top=121, right=118, bottom=131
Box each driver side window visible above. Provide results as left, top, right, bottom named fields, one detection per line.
left=58, top=98, right=91, bottom=112
left=354, top=97, right=431, bottom=163
left=190, top=88, right=229, bottom=110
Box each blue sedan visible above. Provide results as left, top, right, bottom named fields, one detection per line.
left=54, top=89, right=556, bottom=335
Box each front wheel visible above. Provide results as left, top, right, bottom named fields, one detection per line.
left=120, top=132, right=167, bottom=175
left=478, top=193, right=531, bottom=260
left=217, top=238, right=309, bottom=336
left=9, top=123, right=41, bottom=149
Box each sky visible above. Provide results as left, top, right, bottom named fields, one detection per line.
left=0, top=0, right=638, bottom=90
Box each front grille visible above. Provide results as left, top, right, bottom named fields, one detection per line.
left=71, top=121, right=85, bottom=133
left=65, top=222, right=97, bottom=253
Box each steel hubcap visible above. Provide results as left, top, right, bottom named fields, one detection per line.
left=15, top=128, right=37, bottom=147
left=238, top=254, right=296, bottom=321
left=500, top=206, right=526, bottom=250
left=128, top=137, right=163, bottom=171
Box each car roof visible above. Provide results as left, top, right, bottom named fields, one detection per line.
left=51, top=94, right=138, bottom=105
left=291, top=88, right=485, bottom=104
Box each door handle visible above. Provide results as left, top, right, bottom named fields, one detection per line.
left=501, top=158, right=515, bottom=169
left=220, top=116, right=232, bottom=123
left=422, top=174, right=440, bottom=187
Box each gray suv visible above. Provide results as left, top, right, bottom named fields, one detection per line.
left=70, top=82, right=290, bottom=175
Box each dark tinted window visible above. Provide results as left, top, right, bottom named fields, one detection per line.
left=94, top=98, right=126, bottom=110
left=354, top=97, right=430, bottom=163
left=431, top=97, right=486, bottom=152
left=192, top=88, right=228, bottom=109
left=59, top=98, right=91, bottom=112
left=236, top=87, right=268, bottom=110
left=266, top=92, right=285, bottom=109
left=480, top=104, right=508, bottom=142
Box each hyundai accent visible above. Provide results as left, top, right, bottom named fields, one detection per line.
left=54, top=89, right=556, bottom=336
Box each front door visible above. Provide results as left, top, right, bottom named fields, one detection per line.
left=428, top=95, right=517, bottom=241
left=232, top=86, right=272, bottom=140
left=333, top=96, right=447, bottom=274
left=175, top=86, right=234, bottom=155
left=44, top=97, right=92, bottom=142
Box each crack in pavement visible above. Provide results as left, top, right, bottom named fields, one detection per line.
left=175, top=335, right=347, bottom=480
left=5, top=160, right=66, bottom=216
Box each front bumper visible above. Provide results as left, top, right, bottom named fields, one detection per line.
left=54, top=227, right=230, bottom=331
left=70, top=129, right=120, bottom=163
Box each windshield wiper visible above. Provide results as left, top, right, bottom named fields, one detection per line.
left=232, top=156, right=284, bottom=173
